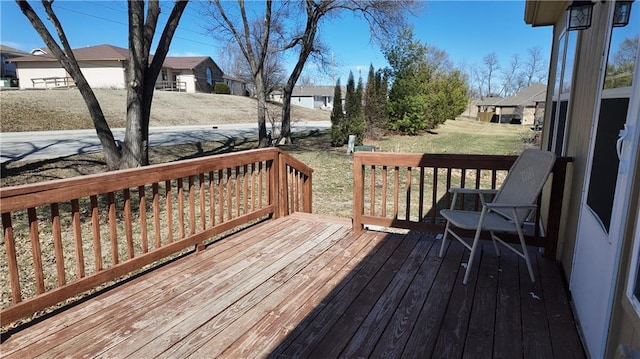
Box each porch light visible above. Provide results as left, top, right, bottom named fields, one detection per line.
left=613, top=1, right=633, bottom=27
left=567, top=1, right=594, bottom=31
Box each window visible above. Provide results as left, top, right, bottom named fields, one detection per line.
left=206, top=68, right=213, bottom=86
left=548, top=28, right=577, bottom=156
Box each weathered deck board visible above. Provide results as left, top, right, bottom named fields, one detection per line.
left=0, top=213, right=584, bottom=359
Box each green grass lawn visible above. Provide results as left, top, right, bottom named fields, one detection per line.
left=288, top=119, right=535, bottom=217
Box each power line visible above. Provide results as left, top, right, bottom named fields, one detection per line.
left=52, top=3, right=219, bottom=50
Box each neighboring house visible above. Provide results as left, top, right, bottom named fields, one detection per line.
left=525, top=2, right=639, bottom=358
left=9, top=44, right=223, bottom=93
left=0, top=45, right=28, bottom=85
left=272, top=86, right=346, bottom=110
left=222, top=75, right=248, bottom=96
left=476, top=83, right=546, bottom=124
left=161, top=56, right=223, bottom=93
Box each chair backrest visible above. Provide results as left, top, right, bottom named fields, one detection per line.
left=492, top=149, right=556, bottom=222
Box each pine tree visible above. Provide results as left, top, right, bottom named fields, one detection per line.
left=376, top=69, right=389, bottom=129
left=364, top=64, right=388, bottom=139
left=330, top=79, right=345, bottom=146
left=344, top=71, right=365, bottom=145
left=364, top=65, right=377, bottom=138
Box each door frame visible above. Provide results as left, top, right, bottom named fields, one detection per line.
left=570, top=2, right=640, bottom=357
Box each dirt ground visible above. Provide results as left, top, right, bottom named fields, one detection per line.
left=0, top=88, right=330, bottom=132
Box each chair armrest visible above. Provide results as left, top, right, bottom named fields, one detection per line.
left=447, top=188, right=498, bottom=210
left=448, top=188, right=499, bottom=195
left=485, top=202, right=537, bottom=210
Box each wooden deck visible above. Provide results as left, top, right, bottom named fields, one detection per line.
left=0, top=213, right=584, bottom=358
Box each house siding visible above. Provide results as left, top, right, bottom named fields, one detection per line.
left=538, top=2, right=640, bottom=358
left=192, top=58, right=223, bottom=94
left=16, top=62, right=68, bottom=89
left=16, top=60, right=126, bottom=89
left=177, top=73, right=196, bottom=93
left=291, top=96, right=314, bottom=109
left=77, top=61, right=126, bottom=89
left=541, top=6, right=610, bottom=274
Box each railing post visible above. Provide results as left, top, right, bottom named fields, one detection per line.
left=279, top=152, right=288, bottom=217
left=303, top=172, right=313, bottom=213
left=545, top=159, right=569, bottom=259
left=270, top=150, right=280, bottom=218
left=353, top=154, right=365, bottom=231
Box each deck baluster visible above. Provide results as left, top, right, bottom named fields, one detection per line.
left=52, top=202, right=68, bottom=282
left=137, top=187, right=148, bottom=253
left=108, top=192, right=118, bottom=265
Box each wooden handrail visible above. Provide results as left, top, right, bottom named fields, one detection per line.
left=0, top=148, right=312, bottom=326
left=353, top=152, right=571, bottom=258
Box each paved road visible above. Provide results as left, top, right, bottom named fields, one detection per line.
left=0, top=121, right=331, bottom=163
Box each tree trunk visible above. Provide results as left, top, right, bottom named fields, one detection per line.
left=122, top=0, right=149, bottom=169
left=281, top=88, right=293, bottom=144
left=254, top=70, right=269, bottom=147
left=16, top=0, right=122, bottom=170
left=75, top=77, right=122, bottom=169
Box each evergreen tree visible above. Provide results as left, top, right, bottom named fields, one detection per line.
left=364, top=65, right=378, bottom=138
left=330, top=79, right=345, bottom=146
left=344, top=71, right=365, bottom=145
left=364, top=65, right=389, bottom=139
left=384, top=28, right=468, bottom=134
left=376, top=70, right=389, bottom=128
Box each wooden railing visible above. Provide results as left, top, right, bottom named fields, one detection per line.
left=30, top=76, right=75, bottom=89
left=155, top=80, right=187, bottom=92
left=0, top=148, right=312, bottom=326
left=353, top=152, right=571, bottom=258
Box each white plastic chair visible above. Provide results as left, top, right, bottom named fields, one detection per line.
left=439, top=149, right=556, bottom=285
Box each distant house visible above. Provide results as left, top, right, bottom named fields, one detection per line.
left=271, top=86, right=346, bottom=110
left=0, top=45, right=29, bottom=86
left=161, top=56, right=223, bottom=93
left=476, top=83, right=547, bottom=124
left=9, top=44, right=224, bottom=93
left=222, top=75, right=248, bottom=96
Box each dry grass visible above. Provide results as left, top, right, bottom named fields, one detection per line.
left=0, top=88, right=329, bottom=132
left=1, top=119, right=536, bottom=214
left=0, top=114, right=534, bottom=329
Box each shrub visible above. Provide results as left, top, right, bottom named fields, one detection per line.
left=214, top=82, right=231, bottom=94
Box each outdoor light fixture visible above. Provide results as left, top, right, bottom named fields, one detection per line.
left=613, top=0, right=633, bottom=27
left=567, top=0, right=595, bottom=31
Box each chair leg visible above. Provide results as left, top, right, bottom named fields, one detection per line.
left=517, top=227, right=535, bottom=282
left=463, top=224, right=483, bottom=285
left=490, top=231, right=500, bottom=256
left=439, top=220, right=452, bottom=257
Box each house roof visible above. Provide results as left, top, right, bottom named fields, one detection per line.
left=162, top=56, right=210, bottom=70
left=222, top=74, right=246, bottom=83
left=10, top=44, right=129, bottom=62
left=477, top=83, right=547, bottom=108
left=0, top=44, right=29, bottom=57
left=477, top=96, right=504, bottom=106
left=291, top=86, right=346, bottom=97
left=524, top=1, right=566, bottom=27
left=9, top=44, right=218, bottom=71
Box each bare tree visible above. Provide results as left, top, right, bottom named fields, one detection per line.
left=482, top=52, right=500, bottom=97
left=523, top=46, right=545, bottom=86
left=468, top=63, right=486, bottom=99
left=204, top=0, right=289, bottom=147
left=17, top=0, right=188, bottom=169
left=500, top=54, right=521, bottom=96
left=278, top=0, right=417, bottom=144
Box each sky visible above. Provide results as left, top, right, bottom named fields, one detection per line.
left=0, top=0, right=553, bottom=86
